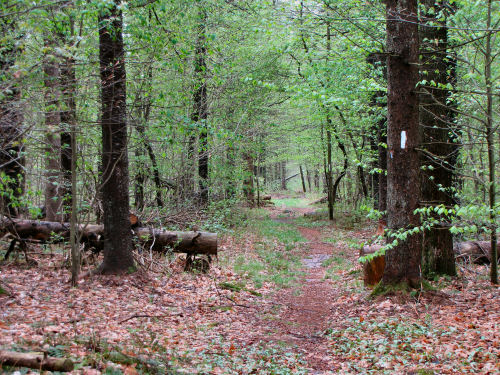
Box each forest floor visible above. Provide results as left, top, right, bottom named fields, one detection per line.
left=0, top=195, right=499, bottom=374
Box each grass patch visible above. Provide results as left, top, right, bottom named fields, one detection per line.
left=272, top=197, right=311, bottom=208
left=229, top=210, right=306, bottom=289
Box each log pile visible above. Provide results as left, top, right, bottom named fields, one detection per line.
left=0, top=216, right=217, bottom=260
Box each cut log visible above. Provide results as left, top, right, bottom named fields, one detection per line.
left=134, top=228, right=217, bottom=255
left=1, top=217, right=217, bottom=258
left=454, top=241, right=499, bottom=264
left=359, top=245, right=385, bottom=286
left=0, top=350, right=74, bottom=372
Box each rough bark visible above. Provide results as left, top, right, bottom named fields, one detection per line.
left=43, top=40, right=63, bottom=222
left=299, top=165, right=306, bottom=193
left=60, top=56, right=76, bottom=220
left=366, top=53, right=388, bottom=214
left=97, top=0, right=134, bottom=273
left=280, top=161, right=287, bottom=190
left=192, top=4, right=209, bottom=204
left=0, top=350, right=74, bottom=372
left=419, top=0, right=456, bottom=278
left=484, top=0, right=497, bottom=284
left=0, top=30, right=24, bottom=217
left=382, top=0, right=422, bottom=288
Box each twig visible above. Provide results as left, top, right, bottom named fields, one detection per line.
left=119, top=312, right=182, bottom=324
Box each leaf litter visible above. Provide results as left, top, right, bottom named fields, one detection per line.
left=0, top=203, right=498, bottom=374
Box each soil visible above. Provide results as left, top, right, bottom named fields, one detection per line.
left=252, top=203, right=344, bottom=373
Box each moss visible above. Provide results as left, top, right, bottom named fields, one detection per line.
left=370, top=281, right=413, bottom=297
left=370, top=279, right=436, bottom=298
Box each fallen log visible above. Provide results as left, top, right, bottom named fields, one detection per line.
left=1, top=217, right=217, bottom=258
left=454, top=241, right=499, bottom=264
left=261, top=195, right=272, bottom=201
left=312, top=196, right=328, bottom=205
left=0, top=350, right=74, bottom=372
left=359, top=245, right=384, bottom=286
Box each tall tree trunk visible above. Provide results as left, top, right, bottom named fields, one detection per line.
left=484, top=0, right=497, bottom=284
left=43, top=40, right=63, bottom=222
left=192, top=3, right=208, bottom=204
left=60, top=56, right=76, bottom=220
left=306, top=168, right=312, bottom=191
left=382, top=0, right=421, bottom=288
left=326, top=127, right=334, bottom=220
left=243, top=153, right=255, bottom=206
left=419, top=0, right=456, bottom=278
left=97, top=0, right=134, bottom=274
left=0, top=13, right=24, bottom=217
left=378, top=119, right=388, bottom=213
left=366, top=53, right=388, bottom=214
left=280, top=160, right=287, bottom=190
left=299, top=165, right=306, bottom=193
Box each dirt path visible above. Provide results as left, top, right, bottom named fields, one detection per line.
left=255, top=203, right=342, bottom=373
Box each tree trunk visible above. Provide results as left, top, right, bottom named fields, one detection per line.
left=0, top=18, right=24, bottom=218
left=299, top=165, right=306, bottom=193
left=97, top=0, right=134, bottom=273
left=382, top=0, right=421, bottom=288
left=280, top=161, right=287, bottom=190
left=60, top=56, right=76, bottom=221
left=484, top=0, right=497, bottom=284
left=419, top=0, right=456, bottom=278
left=43, top=39, right=63, bottom=222
left=243, top=153, right=255, bottom=206
left=306, top=168, right=312, bottom=191
left=192, top=3, right=209, bottom=204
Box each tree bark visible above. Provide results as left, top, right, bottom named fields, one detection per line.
left=0, top=13, right=24, bottom=218
left=484, top=0, right=497, bottom=284
left=419, top=0, right=456, bottom=278
left=97, top=0, right=134, bottom=274
left=60, top=55, right=76, bottom=221
left=43, top=39, right=63, bottom=222
left=192, top=3, right=209, bottom=204
left=0, top=350, right=74, bottom=372
left=299, top=165, right=306, bottom=193
left=382, top=0, right=422, bottom=288
left=280, top=161, right=287, bottom=190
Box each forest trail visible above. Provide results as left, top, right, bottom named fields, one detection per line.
left=253, top=199, right=343, bottom=373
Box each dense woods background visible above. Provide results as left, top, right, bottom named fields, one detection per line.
left=0, top=0, right=498, bottom=281
left=0, top=0, right=499, bottom=373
